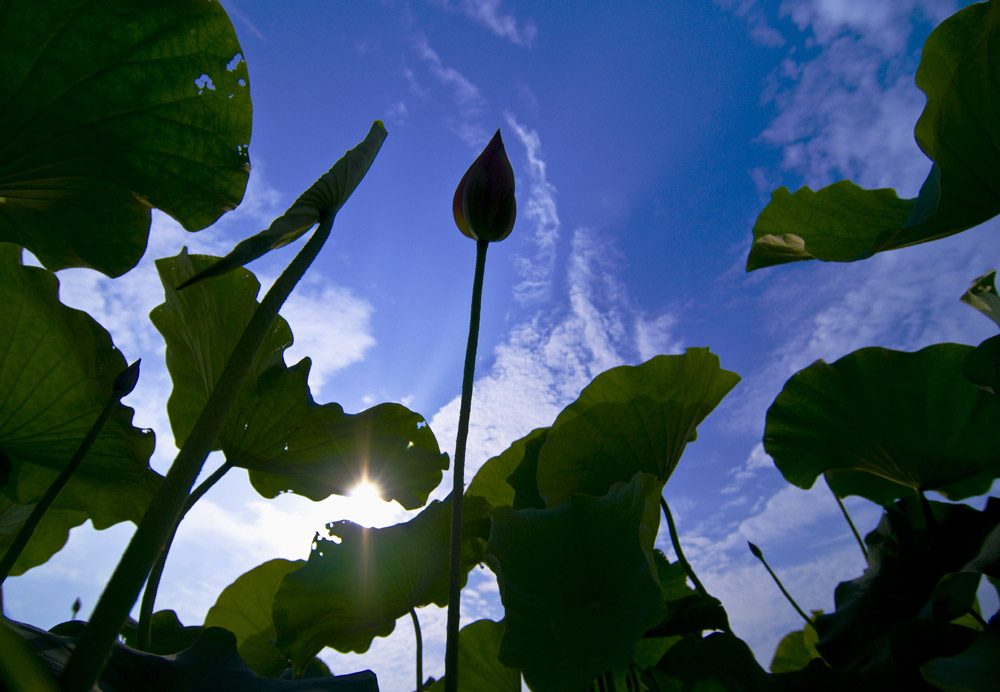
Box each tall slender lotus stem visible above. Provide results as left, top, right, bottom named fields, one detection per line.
left=445, top=129, right=516, bottom=692
left=748, top=541, right=812, bottom=625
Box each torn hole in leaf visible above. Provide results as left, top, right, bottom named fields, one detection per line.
left=194, top=74, right=215, bottom=93
left=226, top=53, right=244, bottom=71
left=238, top=78, right=246, bottom=87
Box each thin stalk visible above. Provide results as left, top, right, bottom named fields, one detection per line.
left=410, top=608, right=423, bottom=692
left=829, top=485, right=868, bottom=561
left=660, top=497, right=708, bottom=596
left=137, top=459, right=233, bottom=650
left=747, top=542, right=811, bottom=626
left=968, top=608, right=988, bottom=629
left=0, top=391, right=120, bottom=584
left=444, top=239, right=488, bottom=692
left=59, top=212, right=335, bottom=692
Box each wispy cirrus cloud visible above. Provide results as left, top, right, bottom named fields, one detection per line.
left=428, top=0, right=537, bottom=47
left=504, top=112, right=560, bottom=305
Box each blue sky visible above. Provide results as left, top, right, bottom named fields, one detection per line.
left=5, top=1, right=1000, bottom=690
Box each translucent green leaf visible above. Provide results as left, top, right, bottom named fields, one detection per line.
left=961, top=271, right=1000, bottom=329
left=0, top=0, right=251, bottom=277
left=769, top=614, right=822, bottom=674
left=151, top=251, right=446, bottom=508
left=0, top=244, right=159, bottom=530
left=425, top=620, right=521, bottom=692
left=764, top=344, right=1000, bottom=504
left=747, top=2, right=1000, bottom=271
left=486, top=473, right=666, bottom=692
left=0, top=496, right=86, bottom=577
left=535, top=349, right=740, bottom=506
left=467, top=427, right=547, bottom=510
left=273, top=495, right=489, bottom=664
left=204, top=559, right=304, bottom=677
left=178, top=121, right=387, bottom=288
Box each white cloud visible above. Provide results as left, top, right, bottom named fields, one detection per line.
left=279, top=276, right=376, bottom=397
left=504, top=112, right=560, bottom=305
left=779, top=0, right=957, bottom=53
left=430, top=0, right=537, bottom=47
left=413, top=32, right=484, bottom=114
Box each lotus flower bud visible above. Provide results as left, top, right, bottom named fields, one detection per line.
left=453, top=129, right=516, bottom=242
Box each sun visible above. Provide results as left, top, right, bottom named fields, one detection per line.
left=345, top=480, right=397, bottom=527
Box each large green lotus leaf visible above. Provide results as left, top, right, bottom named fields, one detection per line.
left=244, top=391, right=447, bottom=510
left=764, top=344, right=1000, bottom=504
left=9, top=619, right=377, bottom=691
left=535, top=349, right=739, bottom=506
left=179, top=121, right=387, bottom=288
left=963, top=335, right=1000, bottom=396
left=150, top=250, right=292, bottom=451
left=273, top=495, right=489, bottom=665
left=425, top=620, right=521, bottom=692
left=0, top=495, right=86, bottom=577
left=466, top=427, right=548, bottom=510
left=151, top=251, right=446, bottom=508
left=814, top=496, right=1000, bottom=669
left=486, top=473, right=665, bottom=692
left=0, top=244, right=159, bottom=527
left=746, top=2, right=1000, bottom=271
left=961, top=271, right=1000, bottom=328
left=0, top=0, right=251, bottom=277
left=204, top=559, right=304, bottom=677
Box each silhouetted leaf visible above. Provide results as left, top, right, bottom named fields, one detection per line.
left=535, top=349, right=740, bottom=506
left=152, top=251, right=447, bottom=508
left=921, top=623, right=1000, bottom=692
left=273, top=496, right=489, bottom=665
left=0, top=0, right=251, bottom=277
left=764, top=344, right=1000, bottom=504
left=120, top=610, right=202, bottom=656
left=179, top=121, right=387, bottom=287
left=814, top=497, right=1000, bottom=672
left=0, top=244, right=159, bottom=531
left=746, top=2, right=1000, bottom=271
left=487, top=473, right=665, bottom=692
left=8, top=619, right=376, bottom=691
left=963, top=335, right=1000, bottom=396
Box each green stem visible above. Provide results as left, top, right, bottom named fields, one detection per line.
left=829, top=484, right=868, bottom=561
left=444, top=239, right=488, bottom=692
left=410, top=608, right=423, bottom=692
left=748, top=542, right=812, bottom=626
left=136, top=459, right=233, bottom=650
left=660, top=497, right=708, bottom=596
left=59, top=212, right=335, bottom=692
left=0, top=389, right=121, bottom=584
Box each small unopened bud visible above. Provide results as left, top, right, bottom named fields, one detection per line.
left=113, top=359, right=141, bottom=398
left=452, top=129, right=516, bottom=242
